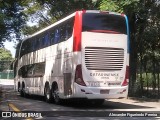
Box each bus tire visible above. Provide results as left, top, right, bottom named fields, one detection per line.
left=20, top=82, right=25, bottom=97
left=52, top=84, right=61, bottom=104
left=44, top=83, right=52, bottom=103
left=18, top=82, right=20, bottom=92
left=20, top=89, right=24, bottom=97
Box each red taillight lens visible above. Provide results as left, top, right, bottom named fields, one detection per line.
left=122, top=66, right=129, bottom=86
left=75, top=65, right=86, bottom=86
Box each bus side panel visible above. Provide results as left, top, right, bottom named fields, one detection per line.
left=57, top=37, right=74, bottom=98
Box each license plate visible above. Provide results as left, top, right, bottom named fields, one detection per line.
left=100, top=89, right=109, bottom=94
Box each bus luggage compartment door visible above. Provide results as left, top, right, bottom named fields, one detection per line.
left=63, top=57, right=72, bottom=96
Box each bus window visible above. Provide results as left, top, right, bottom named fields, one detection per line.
left=50, top=29, right=55, bottom=45
left=54, top=28, right=60, bottom=44
left=20, top=41, right=27, bottom=57
left=67, top=18, right=74, bottom=38
left=82, top=13, right=127, bottom=34
left=44, top=33, right=50, bottom=46
left=41, top=36, right=46, bottom=47
left=27, top=40, right=32, bottom=53
left=32, top=38, right=36, bottom=51
left=35, top=38, right=41, bottom=50
left=27, top=64, right=34, bottom=77
left=60, top=25, right=66, bottom=42
left=15, top=41, right=22, bottom=58
left=19, top=66, right=28, bottom=78
left=33, top=62, right=45, bottom=77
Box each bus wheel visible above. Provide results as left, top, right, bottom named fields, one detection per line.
left=44, top=84, right=52, bottom=103
left=20, top=89, right=24, bottom=97
left=53, top=84, right=61, bottom=104
left=20, top=83, right=25, bottom=97
left=18, top=82, right=20, bottom=92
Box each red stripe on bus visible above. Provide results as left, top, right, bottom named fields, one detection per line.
left=73, top=11, right=84, bottom=51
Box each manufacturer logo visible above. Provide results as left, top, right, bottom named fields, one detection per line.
left=2, top=112, right=11, bottom=117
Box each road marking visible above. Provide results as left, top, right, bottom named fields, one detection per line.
left=9, top=103, right=33, bottom=120
left=9, top=103, right=21, bottom=112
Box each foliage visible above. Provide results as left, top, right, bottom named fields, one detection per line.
left=0, top=0, right=26, bottom=46
left=99, top=0, right=139, bottom=13
left=0, top=48, right=13, bottom=71
left=21, top=0, right=101, bottom=35
left=99, top=0, right=160, bottom=98
left=0, top=48, right=12, bottom=60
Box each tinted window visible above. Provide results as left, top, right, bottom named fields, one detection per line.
left=27, top=64, right=34, bottom=77
left=34, top=62, right=45, bottom=77
left=44, top=33, right=50, bottom=46
left=54, top=28, right=60, bottom=43
left=20, top=40, right=28, bottom=57
left=15, top=41, right=22, bottom=58
left=37, top=38, right=41, bottom=50
left=82, top=13, right=127, bottom=34
left=41, top=36, right=44, bottom=46
left=19, top=17, right=74, bottom=57
left=32, top=38, right=36, bottom=51
left=60, top=25, right=66, bottom=42
left=50, top=30, right=55, bottom=44
left=18, top=62, right=45, bottom=78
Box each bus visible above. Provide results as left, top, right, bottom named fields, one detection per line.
left=14, top=10, right=129, bottom=105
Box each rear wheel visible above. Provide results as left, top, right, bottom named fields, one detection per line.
left=18, top=82, right=20, bottom=92
left=20, top=83, right=29, bottom=98
left=53, top=84, right=61, bottom=104
left=20, top=83, right=25, bottom=97
left=20, top=88, right=24, bottom=97
left=44, top=84, right=52, bottom=103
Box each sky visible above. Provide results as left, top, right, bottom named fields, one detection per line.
left=4, top=41, right=16, bottom=58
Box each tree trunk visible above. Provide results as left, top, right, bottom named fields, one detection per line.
left=152, top=48, right=156, bottom=91
left=157, top=62, right=160, bottom=99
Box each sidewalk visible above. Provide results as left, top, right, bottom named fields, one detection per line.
left=0, top=79, right=14, bottom=86
left=108, top=97, right=160, bottom=111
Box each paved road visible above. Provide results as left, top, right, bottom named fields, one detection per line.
left=0, top=85, right=160, bottom=120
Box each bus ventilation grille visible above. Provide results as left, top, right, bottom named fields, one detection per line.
left=85, top=47, right=124, bottom=71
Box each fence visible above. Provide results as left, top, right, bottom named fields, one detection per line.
left=0, top=70, right=14, bottom=79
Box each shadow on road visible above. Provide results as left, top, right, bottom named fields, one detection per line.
left=1, top=85, right=156, bottom=112
left=17, top=93, right=155, bottom=110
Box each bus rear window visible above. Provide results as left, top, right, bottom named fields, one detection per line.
left=82, top=13, right=127, bottom=34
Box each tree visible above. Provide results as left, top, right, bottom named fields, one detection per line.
left=99, top=0, right=160, bottom=97
left=21, top=0, right=101, bottom=35
left=0, top=48, right=13, bottom=71
left=0, top=0, right=26, bottom=46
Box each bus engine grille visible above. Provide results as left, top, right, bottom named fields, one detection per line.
left=85, top=47, right=124, bottom=71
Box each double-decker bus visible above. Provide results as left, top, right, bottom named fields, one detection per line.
left=14, top=10, right=129, bottom=105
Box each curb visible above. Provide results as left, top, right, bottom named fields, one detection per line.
left=128, top=97, right=160, bottom=102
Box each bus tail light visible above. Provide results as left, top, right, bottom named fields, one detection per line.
left=75, top=65, right=86, bottom=86
left=122, top=66, right=129, bottom=86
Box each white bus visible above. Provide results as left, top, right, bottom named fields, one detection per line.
left=14, top=10, right=129, bottom=105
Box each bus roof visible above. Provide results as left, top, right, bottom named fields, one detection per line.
left=23, top=10, right=125, bottom=41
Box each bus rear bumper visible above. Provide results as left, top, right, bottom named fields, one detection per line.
left=73, top=83, right=128, bottom=99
